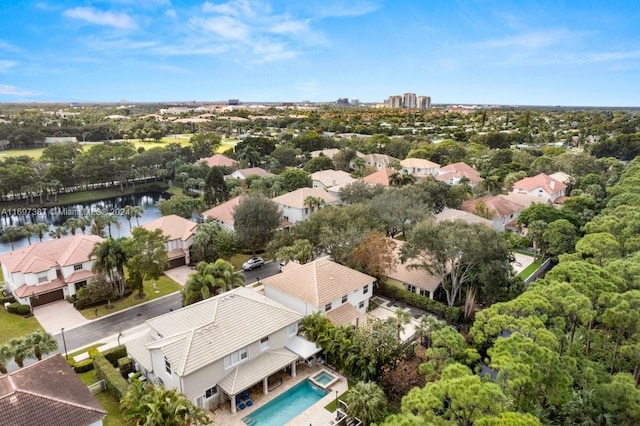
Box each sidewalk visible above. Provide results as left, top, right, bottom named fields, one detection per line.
left=71, top=323, right=151, bottom=362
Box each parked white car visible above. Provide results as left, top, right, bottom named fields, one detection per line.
left=242, top=257, right=265, bottom=271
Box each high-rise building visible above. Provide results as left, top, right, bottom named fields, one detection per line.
left=402, top=93, right=417, bottom=109
left=417, top=96, right=432, bottom=110
left=387, top=95, right=403, bottom=108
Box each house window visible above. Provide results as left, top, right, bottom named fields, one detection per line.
left=288, top=323, right=298, bottom=336
left=165, top=357, right=172, bottom=375
left=73, top=264, right=83, bottom=271
left=324, top=303, right=332, bottom=312
left=420, top=289, right=430, bottom=297
left=359, top=301, right=365, bottom=309
left=363, top=285, right=369, bottom=294
left=341, top=295, right=348, bottom=304
left=38, top=273, right=48, bottom=284
left=406, top=284, right=416, bottom=293
left=224, top=347, right=249, bottom=369
left=260, top=336, right=270, bottom=351
left=205, top=386, right=218, bottom=399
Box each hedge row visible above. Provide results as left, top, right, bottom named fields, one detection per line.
left=375, top=281, right=461, bottom=323
left=94, top=354, right=129, bottom=400
left=0, top=295, right=16, bottom=304
left=103, top=345, right=128, bottom=367
left=69, top=358, right=95, bottom=374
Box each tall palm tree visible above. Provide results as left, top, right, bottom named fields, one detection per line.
left=181, top=259, right=245, bottom=305
left=64, top=217, right=80, bottom=235
left=0, top=344, right=12, bottom=374
left=77, top=216, right=91, bottom=234
left=342, top=381, right=388, bottom=426
left=102, top=213, right=120, bottom=238
left=22, top=222, right=39, bottom=245
left=393, top=308, right=412, bottom=340
left=300, top=311, right=331, bottom=342
left=34, top=222, right=49, bottom=242
left=414, top=315, right=446, bottom=348
left=389, top=171, right=416, bottom=187
left=91, top=213, right=107, bottom=238
left=131, top=205, right=144, bottom=227
left=304, top=195, right=325, bottom=214
left=25, top=330, right=58, bottom=361
left=90, top=238, right=128, bottom=298
left=9, top=338, right=30, bottom=368
left=123, top=205, right=135, bottom=230
left=49, top=226, right=68, bottom=239
left=2, top=226, right=23, bottom=250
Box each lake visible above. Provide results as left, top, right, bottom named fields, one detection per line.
left=0, top=192, right=168, bottom=254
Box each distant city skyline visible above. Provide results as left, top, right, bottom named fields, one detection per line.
left=1, top=1, right=639, bottom=106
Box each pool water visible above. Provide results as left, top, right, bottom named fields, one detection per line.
left=243, top=380, right=328, bottom=426
left=313, top=371, right=335, bottom=385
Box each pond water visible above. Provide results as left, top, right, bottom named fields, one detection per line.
left=0, top=192, right=168, bottom=254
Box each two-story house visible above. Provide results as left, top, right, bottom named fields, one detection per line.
left=125, top=287, right=307, bottom=413
left=271, top=188, right=339, bottom=225
left=0, top=234, right=104, bottom=307
left=262, top=258, right=376, bottom=326
left=363, top=153, right=398, bottom=170
left=142, top=214, right=197, bottom=268
left=224, top=167, right=273, bottom=181
left=311, top=170, right=356, bottom=190
left=201, top=195, right=244, bottom=232
left=511, top=173, right=567, bottom=203
left=198, top=153, right=238, bottom=169
left=401, top=158, right=441, bottom=178
left=436, top=162, right=483, bottom=187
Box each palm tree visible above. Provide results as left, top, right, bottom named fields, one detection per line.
left=123, top=205, right=135, bottom=230
left=77, top=216, right=91, bottom=234
left=64, top=217, right=80, bottom=235
left=122, top=381, right=209, bottom=426
left=49, top=226, right=68, bottom=239
left=9, top=338, right=30, bottom=368
left=342, top=381, right=387, bottom=426
left=304, top=196, right=325, bottom=214
left=91, top=213, right=107, bottom=238
left=34, top=222, right=49, bottom=242
left=102, top=213, right=120, bottom=238
left=181, top=259, right=245, bottom=305
left=414, top=315, right=446, bottom=348
left=0, top=344, right=12, bottom=374
left=300, top=311, right=331, bottom=342
left=90, top=238, right=128, bottom=298
left=389, top=171, right=416, bottom=187
left=22, top=222, right=39, bottom=245
left=2, top=226, right=23, bottom=250
left=25, top=330, right=58, bottom=361
left=393, top=308, right=412, bottom=340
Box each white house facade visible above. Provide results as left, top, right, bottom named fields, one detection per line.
left=142, top=214, right=197, bottom=268
left=271, top=188, right=339, bottom=225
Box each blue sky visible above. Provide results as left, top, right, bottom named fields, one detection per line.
left=1, top=0, right=639, bottom=106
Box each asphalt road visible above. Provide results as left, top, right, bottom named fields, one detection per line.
left=53, top=261, right=282, bottom=352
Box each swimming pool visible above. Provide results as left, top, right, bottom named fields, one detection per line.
left=242, top=379, right=328, bottom=426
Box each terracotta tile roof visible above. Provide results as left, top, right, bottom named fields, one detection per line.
left=271, top=187, right=338, bottom=209
left=439, top=162, right=483, bottom=184
left=386, top=240, right=441, bottom=294
left=64, top=269, right=95, bottom=283
left=361, top=168, right=394, bottom=187
left=14, top=279, right=67, bottom=298
left=0, top=354, right=106, bottom=426
left=0, top=235, right=104, bottom=273
left=499, top=193, right=548, bottom=209
left=262, top=257, right=375, bottom=307
left=512, top=173, right=566, bottom=195
left=460, top=196, right=525, bottom=219
left=199, top=154, right=238, bottom=168
left=311, top=170, right=356, bottom=188
left=202, top=195, right=244, bottom=227
left=549, top=171, right=572, bottom=184
left=400, top=158, right=440, bottom=169
left=142, top=287, right=302, bottom=376
left=142, top=214, right=197, bottom=242
left=325, top=303, right=363, bottom=326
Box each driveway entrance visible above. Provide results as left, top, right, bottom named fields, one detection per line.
left=33, top=300, right=90, bottom=334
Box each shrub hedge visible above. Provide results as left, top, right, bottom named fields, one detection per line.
left=94, top=354, right=129, bottom=400
left=70, top=358, right=95, bottom=373
left=6, top=302, right=31, bottom=315
left=0, top=295, right=16, bottom=304
left=103, top=345, right=128, bottom=367
left=375, top=281, right=461, bottom=323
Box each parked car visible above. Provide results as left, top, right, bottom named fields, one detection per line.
left=242, top=257, right=265, bottom=271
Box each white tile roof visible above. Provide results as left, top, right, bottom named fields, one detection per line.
left=262, top=258, right=375, bottom=307
left=145, top=287, right=302, bottom=376
left=271, top=187, right=338, bottom=209
left=142, top=214, right=197, bottom=242
left=311, top=170, right=356, bottom=188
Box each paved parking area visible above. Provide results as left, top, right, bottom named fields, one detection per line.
left=511, top=252, right=535, bottom=274
left=163, top=265, right=195, bottom=286
left=33, top=300, right=90, bottom=334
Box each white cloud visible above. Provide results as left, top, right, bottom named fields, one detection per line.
left=0, top=84, right=38, bottom=97
left=0, top=60, right=16, bottom=72
left=63, top=7, right=137, bottom=30
left=165, top=9, right=177, bottom=19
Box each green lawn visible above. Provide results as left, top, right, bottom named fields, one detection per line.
left=77, top=369, right=98, bottom=386
left=518, top=258, right=543, bottom=280
left=0, top=309, right=42, bottom=345
left=229, top=253, right=253, bottom=271
left=79, top=275, right=181, bottom=319
left=95, top=391, right=127, bottom=426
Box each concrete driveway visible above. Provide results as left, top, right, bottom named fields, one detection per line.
left=33, top=300, right=90, bottom=334
left=163, top=265, right=195, bottom=286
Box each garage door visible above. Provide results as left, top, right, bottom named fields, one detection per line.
left=31, top=289, right=64, bottom=307
left=167, top=256, right=186, bottom=269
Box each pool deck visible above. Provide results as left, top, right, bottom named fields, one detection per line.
left=209, top=364, right=348, bottom=426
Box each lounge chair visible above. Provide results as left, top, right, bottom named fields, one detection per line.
left=246, top=399, right=254, bottom=407
left=241, top=390, right=250, bottom=400
left=238, top=402, right=246, bottom=410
